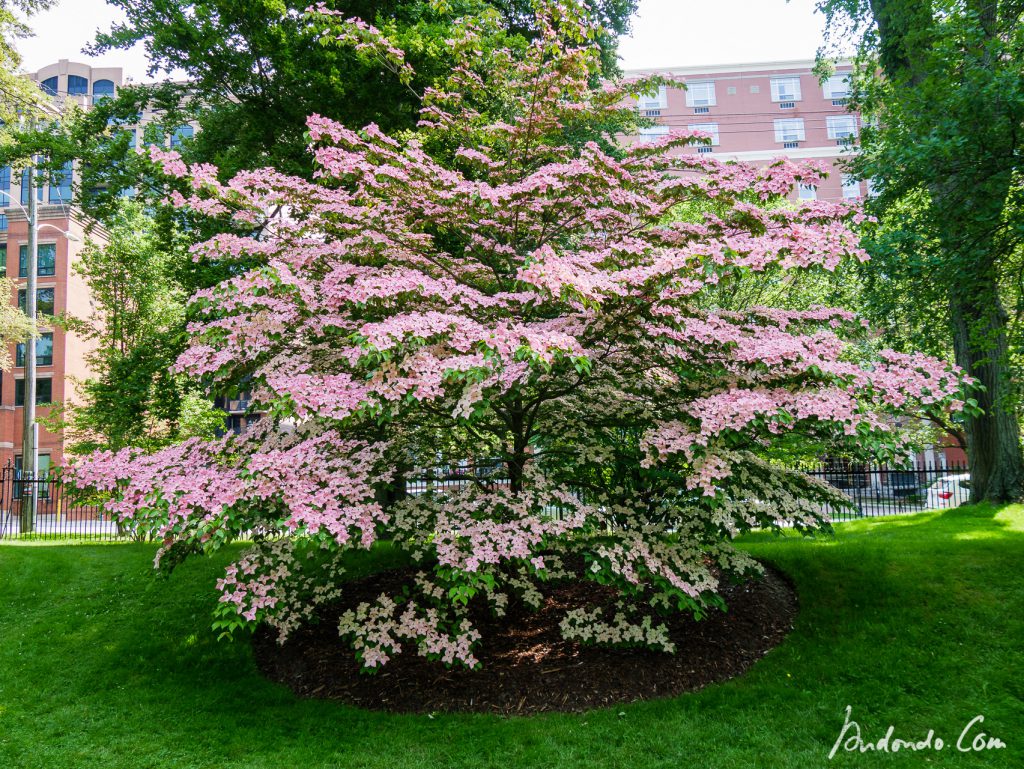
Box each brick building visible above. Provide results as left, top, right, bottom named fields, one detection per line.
left=626, top=59, right=867, bottom=202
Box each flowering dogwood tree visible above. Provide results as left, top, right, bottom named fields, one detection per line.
left=73, top=2, right=969, bottom=670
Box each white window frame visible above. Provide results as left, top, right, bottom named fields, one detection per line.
left=827, top=115, right=859, bottom=140
left=685, top=80, right=716, bottom=107
left=773, top=118, right=805, bottom=143
left=841, top=174, right=861, bottom=199
left=637, top=125, right=670, bottom=144
left=798, top=183, right=817, bottom=201
left=638, top=85, right=668, bottom=111
left=687, top=122, right=720, bottom=146
left=823, top=74, right=851, bottom=100
left=770, top=76, right=802, bottom=102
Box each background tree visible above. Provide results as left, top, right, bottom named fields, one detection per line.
left=83, top=0, right=637, bottom=186
left=817, top=0, right=1024, bottom=501
left=46, top=200, right=223, bottom=453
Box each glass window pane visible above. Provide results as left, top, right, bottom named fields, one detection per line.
left=170, top=124, right=194, bottom=147
left=15, top=378, right=52, bottom=406
left=49, top=161, right=73, bottom=204
left=39, top=244, right=55, bottom=277
left=92, top=79, right=115, bottom=98
left=20, top=168, right=44, bottom=205
left=38, top=288, right=54, bottom=315
left=67, top=75, right=89, bottom=95
left=0, top=166, right=10, bottom=205
left=19, top=244, right=57, bottom=278
left=37, top=334, right=53, bottom=366
left=14, top=334, right=49, bottom=367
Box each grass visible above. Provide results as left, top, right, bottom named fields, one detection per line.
left=1, top=506, right=1022, bottom=769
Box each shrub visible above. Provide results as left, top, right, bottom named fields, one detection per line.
left=72, top=1, right=970, bottom=670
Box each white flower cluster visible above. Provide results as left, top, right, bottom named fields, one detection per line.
left=559, top=605, right=675, bottom=653
left=338, top=593, right=482, bottom=668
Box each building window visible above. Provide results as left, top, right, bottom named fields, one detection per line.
left=20, top=166, right=45, bottom=205
left=773, top=118, right=806, bottom=143
left=16, top=333, right=53, bottom=368
left=685, top=81, right=716, bottom=108
left=92, top=79, right=115, bottom=100
left=798, top=184, right=817, bottom=201
left=18, top=288, right=55, bottom=316
left=170, top=125, right=195, bottom=148
left=749, top=85, right=760, bottom=94
left=0, top=243, right=5, bottom=267
left=637, top=85, right=668, bottom=113
left=40, top=77, right=58, bottom=96
left=637, top=125, right=670, bottom=144
left=0, top=215, right=6, bottom=233
left=866, top=178, right=879, bottom=198
left=0, top=165, right=10, bottom=204
left=827, top=115, right=859, bottom=141
left=19, top=243, right=57, bottom=278
left=14, top=454, right=51, bottom=497
left=687, top=123, right=720, bottom=146
left=118, top=129, right=137, bottom=150
left=841, top=175, right=861, bottom=199
left=49, top=161, right=73, bottom=204
left=14, top=377, right=53, bottom=406
left=823, top=74, right=851, bottom=100
left=67, top=75, right=89, bottom=95
left=770, top=77, right=802, bottom=102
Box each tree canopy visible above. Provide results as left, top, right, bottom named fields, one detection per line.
left=818, top=0, right=1024, bottom=500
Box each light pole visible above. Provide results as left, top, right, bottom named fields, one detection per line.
left=0, top=183, right=78, bottom=533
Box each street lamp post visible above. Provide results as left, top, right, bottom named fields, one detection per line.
left=0, top=181, right=78, bottom=534
left=23, top=163, right=39, bottom=531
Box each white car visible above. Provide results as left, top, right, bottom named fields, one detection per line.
left=926, top=474, right=971, bottom=509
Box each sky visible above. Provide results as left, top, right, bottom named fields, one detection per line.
left=15, top=0, right=837, bottom=80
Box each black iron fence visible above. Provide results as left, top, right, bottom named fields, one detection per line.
left=0, top=459, right=972, bottom=542
left=0, top=463, right=121, bottom=541
left=802, top=461, right=970, bottom=521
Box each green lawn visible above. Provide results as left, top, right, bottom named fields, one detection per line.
left=1, top=506, right=1022, bottom=769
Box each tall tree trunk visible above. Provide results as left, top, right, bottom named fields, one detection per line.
left=950, top=287, right=1024, bottom=501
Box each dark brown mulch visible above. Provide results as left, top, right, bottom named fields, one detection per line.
left=252, top=563, right=797, bottom=715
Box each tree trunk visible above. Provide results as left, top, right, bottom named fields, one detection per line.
left=950, top=289, right=1024, bottom=502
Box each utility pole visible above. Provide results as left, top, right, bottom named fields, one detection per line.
left=19, top=159, right=38, bottom=534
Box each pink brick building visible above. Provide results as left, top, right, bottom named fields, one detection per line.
left=626, top=59, right=866, bottom=203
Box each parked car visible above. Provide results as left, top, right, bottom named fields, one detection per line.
left=926, top=474, right=971, bottom=509
left=873, top=470, right=925, bottom=500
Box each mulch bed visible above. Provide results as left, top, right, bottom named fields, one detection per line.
left=252, top=563, right=797, bottom=715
